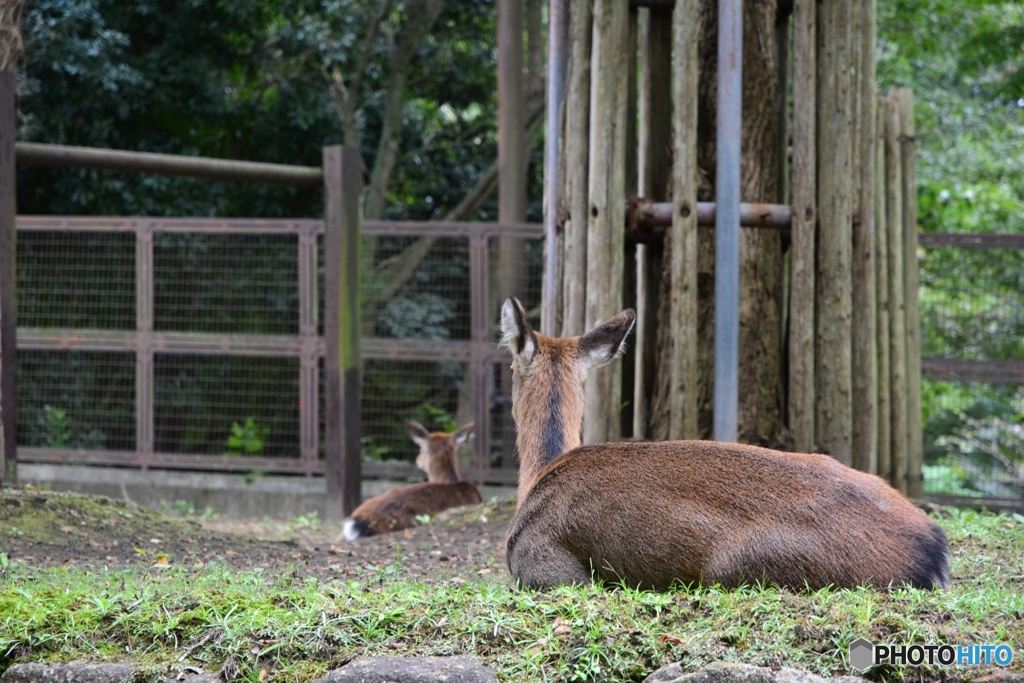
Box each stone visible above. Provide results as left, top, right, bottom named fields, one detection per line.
left=0, top=662, right=133, bottom=683
left=976, top=672, right=1024, bottom=683
left=313, top=655, right=497, bottom=683
left=642, top=662, right=867, bottom=683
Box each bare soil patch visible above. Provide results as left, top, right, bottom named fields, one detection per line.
left=0, top=487, right=516, bottom=583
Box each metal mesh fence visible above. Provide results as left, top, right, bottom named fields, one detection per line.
left=17, top=350, right=135, bottom=451
left=15, top=218, right=543, bottom=481
left=17, top=231, right=135, bottom=329
left=155, top=233, right=300, bottom=334
left=153, top=354, right=300, bottom=458
left=920, top=244, right=1024, bottom=501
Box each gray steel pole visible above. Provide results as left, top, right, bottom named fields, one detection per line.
left=543, top=0, right=568, bottom=335
left=713, top=0, right=742, bottom=442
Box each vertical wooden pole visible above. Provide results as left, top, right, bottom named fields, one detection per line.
left=874, top=96, right=892, bottom=481
left=497, top=0, right=527, bottom=467
left=633, top=244, right=648, bottom=438
left=583, top=0, right=629, bottom=444
left=884, top=94, right=908, bottom=494
left=788, top=0, right=816, bottom=453
left=898, top=88, right=923, bottom=498
left=560, top=0, right=592, bottom=337
left=135, top=223, right=154, bottom=469
left=669, top=0, right=700, bottom=440
left=636, top=6, right=672, bottom=439
left=0, top=72, right=16, bottom=484
left=815, top=0, right=853, bottom=464
left=851, top=0, right=877, bottom=473
left=469, top=233, right=491, bottom=478
left=324, top=145, right=362, bottom=519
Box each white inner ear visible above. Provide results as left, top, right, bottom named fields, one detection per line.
left=500, top=299, right=535, bottom=367
left=580, top=318, right=635, bottom=372
left=410, top=435, right=431, bottom=451
left=453, top=427, right=474, bottom=446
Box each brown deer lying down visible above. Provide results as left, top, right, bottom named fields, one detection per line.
left=499, top=297, right=950, bottom=591
left=341, top=421, right=482, bottom=541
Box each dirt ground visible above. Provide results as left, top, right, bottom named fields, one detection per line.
left=0, top=486, right=517, bottom=583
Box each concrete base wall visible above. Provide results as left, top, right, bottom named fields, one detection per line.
left=17, top=464, right=517, bottom=520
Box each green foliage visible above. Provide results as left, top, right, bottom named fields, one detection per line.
left=39, top=405, right=71, bottom=449
left=225, top=418, right=269, bottom=456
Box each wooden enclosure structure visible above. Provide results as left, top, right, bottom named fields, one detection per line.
left=540, top=0, right=924, bottom=493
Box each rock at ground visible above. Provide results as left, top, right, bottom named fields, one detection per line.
left=314, top=655, right=497, bottom=683
left=0, top=662, right=133, bottom=683
left=644, top=662, right=866, bottom=683
left=976, top=673, right=1024, bottom=683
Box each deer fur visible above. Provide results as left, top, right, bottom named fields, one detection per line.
left=500, top=297, right=950, bottom=591
left=341, top=421, right=481, bottom=541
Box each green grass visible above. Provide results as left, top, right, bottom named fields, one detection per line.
left=1, top=509, right=1022, bottom=683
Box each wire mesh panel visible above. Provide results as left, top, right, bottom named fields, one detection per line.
left=920, top=243, right=1024, bottom=502
left=359, top=359, right=468, bottom=465
left=17, top=350, right=135, bottom=451
left=154, top=355, right=300, bottom=458
left=154, top=233, right=299, bottom=334
left=17, top=231, right=135, bottom=329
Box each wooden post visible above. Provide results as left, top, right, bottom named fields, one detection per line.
left=583, top=0, right=630, bottom=444
left=560, top=0, right=592, bottom=337
left=884, top=93, right=908, bottom=494
left=851, top=0, right=877, bottom=473
left=874, top=96, right=892, bottom=482
left=788, top=0, right=816, bottom=453
left=668, top=0, right=700, bottom=440
left=323, top=145, right=363, bottom=519
left=497, top=0, right=527, bottom=467
left=815, top=0, right=854, bottom=464
left=638, top=5, right=671, bottom=440
left=0, top=72, right=15, bottom=484
left=633, top=244, right=648, bottom=438
left=898, top=88, right=924, bottom=498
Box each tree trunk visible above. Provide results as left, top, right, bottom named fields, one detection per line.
left=659, top=0, right=782, bottom=443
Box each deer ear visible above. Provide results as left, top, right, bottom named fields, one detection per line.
left=500, top=297, right=536, bottom=370
left=578, top=309, right=636, bottom=372
left=406, top=420, right=431, bottom=449
left=452, top=422, right=474, bottom=446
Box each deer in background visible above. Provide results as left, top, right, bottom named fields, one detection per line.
left=499, top=296, right=950, bottom=591
left=341, top=420, right=481, bottom=541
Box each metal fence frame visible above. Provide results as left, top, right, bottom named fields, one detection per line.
left=14, top=214, right=538, bottom=487
left=1, top=130, right=539, bottom=516
left=918, top=231, right=1024, bottom=512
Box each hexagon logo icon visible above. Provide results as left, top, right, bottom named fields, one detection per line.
left=849, top=638, right=876, bottom=673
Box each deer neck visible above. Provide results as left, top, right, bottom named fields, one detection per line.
left=513, top=359, right=585, bottom=501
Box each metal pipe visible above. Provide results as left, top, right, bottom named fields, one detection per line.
left=15, top=142, right=323, bottom=187
left=714, top=0, right=742, bottom=443
left=628, top=198, right=791, bottom=233
left=543, top=0, right=568, bottom=335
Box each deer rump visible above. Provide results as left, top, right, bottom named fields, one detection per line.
left=346, top=481, right=483, bottom=539
left=506, top=440, right=950, bottom=591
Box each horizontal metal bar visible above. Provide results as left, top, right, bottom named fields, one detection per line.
left=16, top=215, right=321, bottom=235
left=924, top=493, right=1024, bottom=514
left=16, top=447, right=521, bottom=485
left=918, top=232, right=1024, bottom=250
left=16, top=215, right=545, bottom=240
left=921, top=357, right=1024, bottom=384
left=627, top=198, right=793, bottom=241
left=16, top=143, right=323, bottom=188
left=363, top=219, right=544, bottom=239
left=18, top=328, right=508, bottom=364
